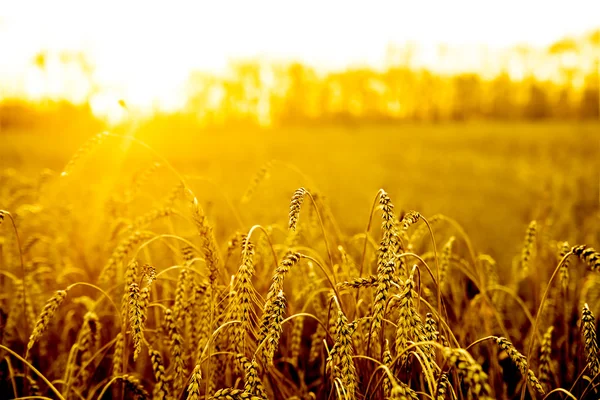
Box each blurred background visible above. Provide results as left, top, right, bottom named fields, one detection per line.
left=1, top=0, right=598, bottom=269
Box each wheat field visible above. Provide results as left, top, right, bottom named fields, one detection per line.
left=0, top=122, right=599, bottom=400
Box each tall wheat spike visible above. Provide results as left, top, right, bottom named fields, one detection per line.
left=259, top=290, right=286, bottom=366
left=439, top=236, right=455, bottom=289
left=236, top=354, right=268, bottom=398
left=572, top=245, right=600, bottom=272
left=128, top=282, right=144, bottom=361
left=520, top=220, right=537, bottom=277
left=149, top=347, right=169, bottom=400
left=326, top=309, right=358, bottom=399
left=165, top=308, right=186, bottom=396
left=581, top=303, right=600, bottom=376
left=382, top=340, right=393, bottom=398
left=288, top=187, right=307, bottom=231
left=188, top=191, right=222, bottom=283
left=495, top=336, right=545, bottom=395
left=113, top=332, right=124, bottom=376
left=257, top=252, right=301, bottom=344
left=231, top=235, right=256, bottom=354
left=27, top=290, right=67, bottom=351
left=187, top=364, right=203, bottom=400
left=394, top=270, right=427, bottom=363
left=443, top=347, right=493, bottom=399
left=539, top=326, right=554, bottom=390
left=558, top=241, right=571, bottom=291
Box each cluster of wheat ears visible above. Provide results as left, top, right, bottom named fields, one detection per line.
left=0, top=132, right=599, bottom=400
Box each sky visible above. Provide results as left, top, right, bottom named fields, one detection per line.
left=0, top=0, right=598, bottom=116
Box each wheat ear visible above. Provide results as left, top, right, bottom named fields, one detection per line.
left=572, top=245, right=600, bottom=272
left=27, top=290, right=67, bottom=351
left=495, top=336, right=545, bottom=395
left=582, top=303, right=600, bottom=376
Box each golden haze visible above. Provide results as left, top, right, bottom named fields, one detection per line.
left=0, top=2, right=599, bottom=400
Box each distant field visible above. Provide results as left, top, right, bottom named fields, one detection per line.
left=2, top=121, right=598, bottom=269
